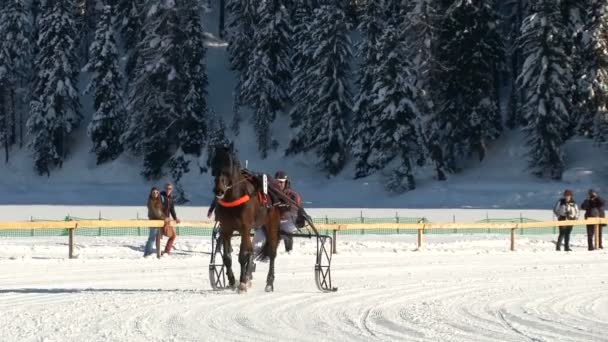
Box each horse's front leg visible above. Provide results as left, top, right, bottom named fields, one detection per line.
left=238, top=228, right=254, bottom=293
left=221, top=234, right=236, bottom=289
left=265, top=213, right=281, bottom=292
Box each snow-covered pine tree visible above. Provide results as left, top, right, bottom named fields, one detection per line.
left=226, top=0, right=256, bottom=136
left=504, top=0, right=531, bottom=128
left=177, top=1, right=208, bottom=157
left=349, top=0, right=385, bottom=179
left=168, top=147, right=190, bottom=204
left=286, top=0, right=315, bottom=154
left=122, top=0, right=184, bottom=180
left=84, top=3, right=125, bottom=164
left=76, top=0, right=99, bottom=65
left=241, top=0, right=291, bottom=158
left=583, top=0, right=608, bottom=142
left=118, top=0, right=143, bottom=48
left=365, top=23, right=425, bottom=193
left=27, top=0, right=82, bottom=175
left=403, top=0, right=442, bottom=179
left=517, top=0, right=572, bottom=179
left=0, top=0, right=32, bottom=161
left=206, top=109, right=228, bottom=169
left=429, top=0, right=504, bottom=173
left=118, top=0, right=144, bottom=83
left=560, top=0, right=588, bottom=136
left=287, top=3, right=352, bottom=175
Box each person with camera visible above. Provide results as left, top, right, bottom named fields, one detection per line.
left=553, top=189, right=579, bottom=251
left=581, top=189, right=605, bottom=250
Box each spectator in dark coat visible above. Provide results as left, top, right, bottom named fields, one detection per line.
left=144, top=187, right=165, bottom=257
left=581, top=189, right=605, bottom=250
left=553, top=189, right=578, bottom=251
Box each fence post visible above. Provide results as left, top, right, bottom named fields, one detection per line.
left=69, top=223, right=76, bottom=259
left=332, top=229, right=337, bottom=254
left=510, top=228, right=516, bottom=251
left=395, top=212, right=400, bottom=234
left=360, top=211, right=365, bottom=235
left=156, top=228, right=162, bottom=259
left=520, top=213, right=524, bottom=235
left=595, top=224, right=600, bottom=250
left=30, top=215, right=34, bottom=236
left=417, top=228, right=423, bottom=249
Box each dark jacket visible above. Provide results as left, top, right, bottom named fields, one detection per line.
left=581, top=196, right=606, bottom=219
left=160, top=191, right=178, bottom=220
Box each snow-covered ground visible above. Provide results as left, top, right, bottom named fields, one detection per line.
left=1, top=234, right=606, bottom=341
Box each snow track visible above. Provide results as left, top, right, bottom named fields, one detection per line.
left=0, top=235, right=607, bottom=341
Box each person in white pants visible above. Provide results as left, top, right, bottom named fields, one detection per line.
left=253, top=171, right=302, bottom=259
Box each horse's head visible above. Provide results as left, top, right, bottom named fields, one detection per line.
left=211, top=142, right=240, bottom=199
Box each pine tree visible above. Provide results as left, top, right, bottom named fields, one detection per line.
left=226, top=0, right=256, bottom=136
left=350, top=0, right=384, bottom=178
left=118, top=0, right=144, bottom=83
left=429, top=0, right=504, bottom=173
left=287, top=4, right=352, bottom=175
left=561, top=0, right=588, bottom=136
left=0, top=0, right=32, bottom=161
left=177, top=1, right=208, bottom=157
left=404, top=0, right=442, bottom=179
left=517, top=0, right=572, bottom=179
left=27, top=0, right=82, bottom=175
left=583, top=0, right=608, bottom=142
left=168, top=147, right=190, bottom=204
left=287, top=0, right=315, bottom=153
left=76, top=0, right=99, bottom=65
left=84, top=3, right=125, bottom=164
left=206, top=109, right=228, bottom=169
left=122, top=0, right=184, bottom=180
left=505, top=0, right=530, bottom=128
left=366, top=24, right=425, bottom=192
left=241, top=0, right=291, bottom=158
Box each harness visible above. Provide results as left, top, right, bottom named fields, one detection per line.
left=218, top=195, right=251, bottom=207
left=217, top=173, right=256, bottom=208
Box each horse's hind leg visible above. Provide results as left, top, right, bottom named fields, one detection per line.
left=221, top=236, right=236, bottom=288
left=238, top=228, right=254, bottom=293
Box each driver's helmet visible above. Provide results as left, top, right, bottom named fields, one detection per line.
left=275, top=171, right=288, bottom=182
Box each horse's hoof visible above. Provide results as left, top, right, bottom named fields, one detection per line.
left=247, top=280, right=252, bottom=288
left=238, top=283, right=248, bottom=293
left=265, top=285, right=274, bottom=293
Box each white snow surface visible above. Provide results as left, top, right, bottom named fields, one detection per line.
left=0, top=234, right=606, bottom=341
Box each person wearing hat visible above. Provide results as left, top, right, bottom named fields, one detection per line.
left=581, top=189, right=605, bottom=250
left=253, top=171, right=303, bottom=259
left=553, top=189, right=578, bottom=251
left=274, top=171, right=303, bottom=253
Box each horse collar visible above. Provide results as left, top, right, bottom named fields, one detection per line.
left=218, top=195, right=251, bottom=208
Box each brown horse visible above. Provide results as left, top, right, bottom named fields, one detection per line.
left=211, top=143, right=282, bottom=293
